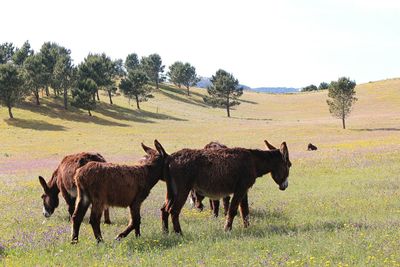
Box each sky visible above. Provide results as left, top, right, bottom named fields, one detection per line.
left=1, top=0, right=400, bottom=88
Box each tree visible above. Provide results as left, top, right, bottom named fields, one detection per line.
left=203, top=69, right=243, bottom=117
left=0, top=63, right=25, bottom=119
left=181, top=63, right=199, bottom=96
left=141, top=54, right=165, bottom=89
left=125, top=53, right=139, bottom=73
left=119, top=70, right=151, bottom=110
left=39, top=42, right=60, bottom=96
left=52, top=51, right=74, bottom=109
left=0, top=42, right=15, bottom=64
left=167, top=61, right=185, bottom=88
left=71, top=78, right=97, bottom=116
left=318, top=82, right=329, bottom=90
left=23, top=53, right=47, bottom=105
left=301, top=84, right=318, bottom=92
left=12, top=41, right=33, bottom=66
left=326, top=77, right=357, bottom=129
left=78, top=53, right=114, bottom=103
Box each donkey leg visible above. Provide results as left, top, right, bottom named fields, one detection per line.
left=194, top=192, right=205, bottom=211
left=116, top=203, right=140, bottom=240
left=161, top=201, right=170, bottom=234
left=212, top=200, right=220, bottom=217
left=224, top=191, right=246, bottom=231
left=171, top=190, right=191, bottom=234
left=89, top=205, right=103, bottom=243
left=239, top=193, right=250, bottom=228
left=223, top=196, right=231, bottom=216
left=103, top=208, right=111, bottom=224
left=71, top=195, right=90, bottom=244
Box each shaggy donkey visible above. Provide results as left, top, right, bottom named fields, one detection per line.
left=189, top=141, right=231, bottom=217
left=38, top=152, right=111, bottom=223
left=161, top=140, right=291, bottom=233
left=71, top=140, right=167, bottom=243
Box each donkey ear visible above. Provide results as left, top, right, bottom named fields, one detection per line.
left=280, top=142, right=289, bottom=159
left=264, top=140, right=277, bottom=150
left=141, top=142, right=156, bottom=155
left=39, top=176, right=49, bottom=193
left=154, top=139, right=168, bottom=158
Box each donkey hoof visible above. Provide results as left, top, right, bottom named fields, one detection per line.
left=115, top=235, right=123, bottom=241
left=104, top=220, right=112, bottom=225
left=224, top=224, right=232, bottom=232
left=71, top=238, right=79, bottom=244
left=96, top=237, right=104, bottom=244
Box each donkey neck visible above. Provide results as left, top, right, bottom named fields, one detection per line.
left=249, top=149, right=281, bottom=177
left=48, top=170, right=60, bottom=194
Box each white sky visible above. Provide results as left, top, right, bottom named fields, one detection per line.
left=1, top=0, right=400, bottom=88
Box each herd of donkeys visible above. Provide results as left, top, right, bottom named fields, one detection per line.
left=38, top=140, right=292, bottom=243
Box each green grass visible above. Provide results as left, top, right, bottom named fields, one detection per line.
left=1, top=79, right=400, bottom=266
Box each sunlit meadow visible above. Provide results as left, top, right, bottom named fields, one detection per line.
left=0, top=79, right=399, bottom=266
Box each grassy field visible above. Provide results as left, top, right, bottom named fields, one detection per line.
left=0, top=79, right=399, bottom=266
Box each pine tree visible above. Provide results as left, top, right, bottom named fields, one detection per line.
left=203, top=69, right=243, bottom=117
left=327, top=77, right=357, bottom=129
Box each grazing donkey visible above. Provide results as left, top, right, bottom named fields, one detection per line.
left=71, top=140, right=167, bottom=243
left=161, top=140, right=291, bottom=233
left=189, top=141, right=231, bottom=217
left=38, top=152, right=111, bottom=224
left=307, top=143, right=318, bottom=151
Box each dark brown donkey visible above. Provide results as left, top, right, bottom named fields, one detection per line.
left=161, top=140, right=291, bottom=233
left=71, top=140, right=167, bottom=243
left=189, top=141, right=231, bottom=217
left=38, top=152, right=111, bottom=223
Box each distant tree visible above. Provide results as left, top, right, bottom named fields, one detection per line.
left=12, top=41, right=33, bottom=66
left=119, top=70, right=152, bottom=110
left=0, top=42, right=15, bottom=64
left=318, top=82, right=329, bottom=90
left=113, top=58, right=125, bottom=78
left=326, top=77, right=357, bottom=129
left=167, top=61, right=185, bottom=88
left=39, top=42, right=60, bottom=96
left=52, top=50, right=74, bottom=109
left=181, top=63, right=199, bottom=96
left=71, top=78, right=97, bottom=116
left=125, top=53, right=140, bottom=73
left=203, top=69, right=243, bottom=117
left=301, top=84, right=318, bottom=92
left=23, top=53, right=47, bottom=105
left=78, top=53, right=114, bottom=103
left=0, top=63, right=25, bottom=119
left=141, top=54, right=165, bottom=89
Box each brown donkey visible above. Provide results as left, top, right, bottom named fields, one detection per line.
left=38, top=152, right=111, bottom=223
left=189, top=141, right=231, bottom=217
left=161, top=140, right=291, bottom=234
left=71, top=140, right=167, bottom=243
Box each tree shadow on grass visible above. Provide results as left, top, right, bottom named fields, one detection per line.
left=351, top=128, right=400, bottom=132
left=4, top=118, right=66, bottom=131
left=158, top=84, right=209, bottom=108
left=17, top=98, right=129, bottom=127
left=96, top=102, right=187, bottom=123
left=239, top=98, right=258, bottom=105
left=230, top=116, right=272, bottom=121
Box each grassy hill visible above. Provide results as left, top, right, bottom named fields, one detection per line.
left=0, top=79, right=399, bottom=265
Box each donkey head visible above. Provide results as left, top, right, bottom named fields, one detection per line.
left=140, top=140, right=168, bottom=180
left=38, top=176, right=59, bottom=217
left=264, top=140, right=292, bottom=191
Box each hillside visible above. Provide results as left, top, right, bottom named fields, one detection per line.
left=1, top=78, right=400, bottom=265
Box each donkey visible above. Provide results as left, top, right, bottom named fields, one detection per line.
left=71, top=140, right=167, bottom=243
left=38, top=152, right=111, bottom=224
left=161, top=140, right=291, bottom=234
left=189, top=141, right=231, bottom=217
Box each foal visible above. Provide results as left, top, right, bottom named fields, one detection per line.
left=71, top=140, right=167, bottom=243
